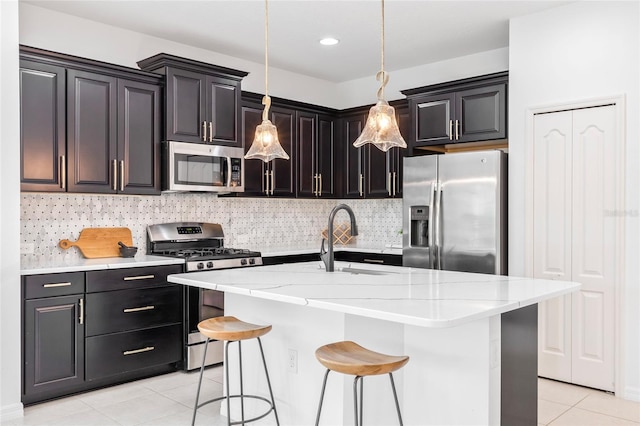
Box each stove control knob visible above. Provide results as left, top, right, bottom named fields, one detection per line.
left=197, top=262, right=204, bottom=270
left=249, top=258, right=255, bottom=265
left=241, top=259, right=248, bottom=265
left=206, top=262, right=214, bottom=269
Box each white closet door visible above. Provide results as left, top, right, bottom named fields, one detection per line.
left=534, top=111, right=573, bottom=382
left=570, top=105, right=616, bottom=391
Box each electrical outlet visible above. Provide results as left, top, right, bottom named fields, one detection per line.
left=288, top=349, right=298, bottom=374
left=21, top=243, right=34, bottom=255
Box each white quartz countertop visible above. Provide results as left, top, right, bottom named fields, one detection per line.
left=21, top=255, right=184, bottom=275
left=259, top=242, right=402, bottom=257
left=167, top=261, right=580, bottom=328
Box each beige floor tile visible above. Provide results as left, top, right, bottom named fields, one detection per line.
left=539, top=399, right=572, bottom=425
left=137, top=370, right=201, bottom=392
left=35, top=409, right=120, bottom=426
left=161, top=378, right=223, bottom=408
left=76, top=382, right=155, bottom=409
left=13, top=398, right=93, bottom=425
left=539, top=378, right=594, bottom=406
left=139, top=408, right=228, bottom=426
left=94, top=393, right=189, bottom=426
left=576, top=393, right=640, bottom=423
left=549, top=407, right=640, bottom=425
left=203, top=365, right=225, bottom=383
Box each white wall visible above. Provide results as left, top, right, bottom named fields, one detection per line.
left=0, top=0, right=24, bottom=421
left=509, top=1, right=640, bottom=400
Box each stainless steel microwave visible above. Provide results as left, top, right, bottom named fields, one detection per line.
left=163, top=141, right=244, bottom=193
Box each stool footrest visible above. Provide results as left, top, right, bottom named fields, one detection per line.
left=195, top=394, right=276, bottom=425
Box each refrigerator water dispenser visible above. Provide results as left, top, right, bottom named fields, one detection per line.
left=410, top=206, right=430, bottom=247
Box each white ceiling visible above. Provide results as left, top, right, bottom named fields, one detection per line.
left=23, top=0, right=570, bottom=82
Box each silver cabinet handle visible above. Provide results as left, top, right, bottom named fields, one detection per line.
left=202, top=121, right=207, bottom=142
left=449, top=120, right=453, bottom=141
left=123, top=346, right=155, bottom=356
left=319, top=174, right=323, bottom=196
left=112, top=159, right=118, bottom=191
left=60, top=155, right=66, bottom=189
left=393, top=172, right=397, bottom=197
left=359, top=174, right=364, bottom=197
left=313, top=174, right=318, bottom=196
left=455, top=119, right=460, bottom=140
left=119, top=160, right=124, bottom=192
left=265, top=171, right=270, bottom=195
left=123, top=275, right=155, bottom=281
left=79, top=298, right=84, bottom=325
left=209, top=122, right=214, bottom=143
left=388, top=172, right=392, bottom=196
left=123, top=305, right=155, bottom=313
left=43, top=282, right=72, bottom=288
left=363, top=258, right=385, bottom=264
left=270, top=170, right=275, bottom=195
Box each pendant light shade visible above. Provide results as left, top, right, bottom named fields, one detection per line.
left=353, top=0, right=406, bottom=152
left=245, top=0, right=289, bottom=162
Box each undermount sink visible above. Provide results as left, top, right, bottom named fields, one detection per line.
left=337, top=267, right=392, bottom=275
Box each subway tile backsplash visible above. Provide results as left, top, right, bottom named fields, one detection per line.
left=21, top=194, right=402, bottom=259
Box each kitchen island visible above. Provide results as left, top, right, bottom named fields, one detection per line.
left=168, top=261, right=580, bottom=425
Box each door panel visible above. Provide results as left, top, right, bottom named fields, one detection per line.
left=166, top=68, right=204, bottom=143
left=206, top=77, right=239, bottom=145
left=241, top=103, right=267, bottom=195
left=414, top=94, right=454, bottom=145
left=270, top=107, right=295, bottom=196
left=570, top=105, right=615, bottom=391
left=297, top=112, right=316, bottom=197
left=317, top=114, right=335, bottom=197
left=343, top=114, right=365, bottom=197
left=456, top=84, right=506, bottom=142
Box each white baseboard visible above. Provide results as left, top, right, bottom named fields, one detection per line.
left=0, top=403, right=24, bottom=422
left=623, top=385, right=640, bottom=402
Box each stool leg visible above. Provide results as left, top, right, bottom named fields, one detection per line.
left=353, top=376, right=363, bottom=426
left=225, top=341, right=232, bottom=426
left=191, top=338, right=210, bottom=426
left=389, top=373, right=403, bottom=426
left=256, top=337, right=280, bottom=425
left=238, top=341, right=245, bottom=424
left=314, top=369, right=330, bottom=426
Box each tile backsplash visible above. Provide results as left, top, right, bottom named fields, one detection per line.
left=21, top=193, right=402, bottom=259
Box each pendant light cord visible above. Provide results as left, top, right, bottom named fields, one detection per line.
left=262, top=0, right=271, bottom=121
left=376, top=0, right=389, bottom=101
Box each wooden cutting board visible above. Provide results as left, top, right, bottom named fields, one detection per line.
left=59, top=227, right=133, bottom=258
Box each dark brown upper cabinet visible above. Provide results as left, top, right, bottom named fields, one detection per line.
left=297, top=111, right=335, bottom=198
left=240, top=98, right=296, bottom=197
left=20, top=60, right=66, bottom=192
left=339, top=103, right=407, bottom=199
left=403, top=72, right=507, bottom=152
left=137, top=54, right=248, bottom=148
left=20, top=46, right=163, bottom=195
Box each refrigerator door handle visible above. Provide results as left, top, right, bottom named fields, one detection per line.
left=434, top=182, right=443, bottom=270
left=428, top=182, right=436, bottom=269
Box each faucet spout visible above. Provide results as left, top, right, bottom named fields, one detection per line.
left=322, top=204, right=358, bottom=272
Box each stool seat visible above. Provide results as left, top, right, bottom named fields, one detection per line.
left=315, top=341, right=409, bottom=376
left=198, top=316, right=272, bottom=341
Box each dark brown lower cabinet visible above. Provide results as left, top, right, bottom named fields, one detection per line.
left=23, top=295, right=85, bottom=400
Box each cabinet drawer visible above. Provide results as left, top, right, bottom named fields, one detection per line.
left=86, top=324, right=182, bottom=381
left=24, top=272, right=85, bottom=299
left=86, top=285, right=182, bottom=336
left=86, top=265, right=182, bottom=292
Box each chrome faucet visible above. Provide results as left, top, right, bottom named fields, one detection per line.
left=320, top=204, right=358, bottom=272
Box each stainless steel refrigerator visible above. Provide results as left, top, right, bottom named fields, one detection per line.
left=402, top=151, right=507, bottom=274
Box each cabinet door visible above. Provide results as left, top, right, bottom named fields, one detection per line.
left=296, top=111, right=317, bottom=197
left=413, top=93, right=455, bottom=146
left=269, top=107, right=296, bottom=196
left=317, top=114, right=335, bottom=197
left=67, top=70, right=117, bottom=193
left=392, top=105, right=410, bottom=198
left=241, top=103, right=268, bottom=195
left=205, top=76, right=241, bottom=146
left=117, top=79, right=161, bottom=195
left=455, top=83, right=506, bottom=142
left=20, top=60, right=66, bottom=192
left=24, top=295, right=85, bottom=399
left=364, top=145, right=391, bottom=198
left=166, top=68, right=205, bottom=143
left=343, top=114, right=366, bottom=198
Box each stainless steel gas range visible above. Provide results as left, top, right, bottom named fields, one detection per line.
left=147, top=222, right=263, bottom=370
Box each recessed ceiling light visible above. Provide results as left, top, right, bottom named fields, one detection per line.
left=319, top=37, right=339, bottom=46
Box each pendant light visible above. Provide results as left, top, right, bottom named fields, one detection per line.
left=245, top=0, right=290, bottom=162
left=353, top=0, right=407, bottom=152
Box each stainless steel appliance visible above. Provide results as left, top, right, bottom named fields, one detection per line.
left=163, top=141, right=244, bottom=193
left=402, top=151, right=507, bottom=275
left=147, top=222, right=263, bottom=370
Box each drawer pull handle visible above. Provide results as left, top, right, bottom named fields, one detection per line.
left=123, top=346, right=155, bottom=356
left=123, top=305, right=155, bottom=313
left=123, top=275, right=155, bottom=281
left=363, top=259, right=385, bottom=264
left=79, top=298, right=84, bottom=325
left=43, top=282, right=72, bottom=288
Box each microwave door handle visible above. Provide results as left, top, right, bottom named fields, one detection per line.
left=226, top=157, right=232, bottom=187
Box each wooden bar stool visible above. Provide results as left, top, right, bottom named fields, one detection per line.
left=192, top=316, right=279, bottom=426
left=314, top=341, right=409, bottom=426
